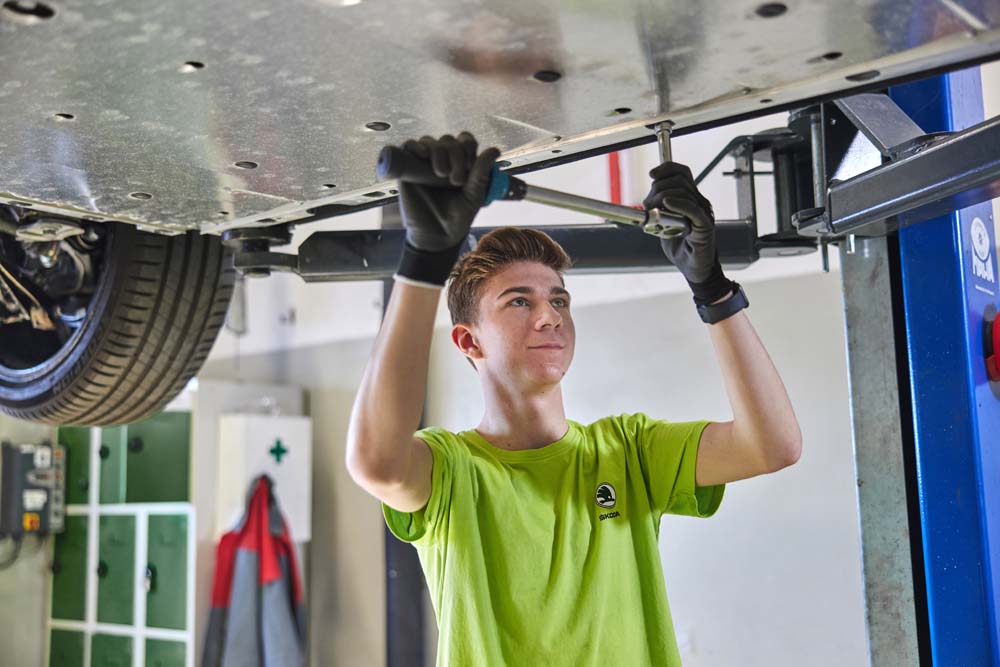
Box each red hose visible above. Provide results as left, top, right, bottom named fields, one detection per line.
left=608, top=152, right=622, bottom=205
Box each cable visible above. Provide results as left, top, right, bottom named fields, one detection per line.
left=0, top=536, right=23, bottom=570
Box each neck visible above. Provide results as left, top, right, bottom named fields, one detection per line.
left=476, top=380, right=568, bottom=452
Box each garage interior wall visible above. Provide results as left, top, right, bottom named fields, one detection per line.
left=0, top=415, right=56, bottom=666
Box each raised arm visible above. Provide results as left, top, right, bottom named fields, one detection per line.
left=346, top=133, right=499, bottom=511
left=643, top=162, right=802, bottom=487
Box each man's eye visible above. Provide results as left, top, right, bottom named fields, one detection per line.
left=552, top=298, right=569, bottom=308
left=511, top=297, right=529, bottom=306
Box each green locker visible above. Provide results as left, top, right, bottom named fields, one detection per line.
left=99, top=426, right=127, bottom=504
left=58, top=426, right=92, bottom=505
left=145, top=639, right=186, bottom=667
left=90, top=634, right=132, bottom=667
left=125, top=412, right=190, bottom=503
left=51, top=515, right=88, bottom=620
left=146, top=514, right=188, bottom=629
left=100, top=412, right=190, bottom=504
left=49, top=629, right=85, bottom=667
left=97, top=515, right=135, bottom=625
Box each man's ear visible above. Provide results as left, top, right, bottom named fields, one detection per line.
left=451, top=323, right=484, bottom=363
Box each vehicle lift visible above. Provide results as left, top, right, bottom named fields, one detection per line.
left=225, top=70, right=1000, bottom=666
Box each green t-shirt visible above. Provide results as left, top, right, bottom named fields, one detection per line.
left=383, top=413, right=724, bottom=667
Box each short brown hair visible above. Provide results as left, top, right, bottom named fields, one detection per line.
left=447, top=227, right=572, bottom=325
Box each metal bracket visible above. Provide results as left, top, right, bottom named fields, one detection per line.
left=696, top=126, right=817, bottom=259
left=834, top=93, right=936, bottom=160
left=222, top=226, right=295, bottom=277
left=795, top=110, right=1000, bottom=239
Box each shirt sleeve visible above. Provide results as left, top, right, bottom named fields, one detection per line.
left=628, top=413, right=725, bottom=519
left=382, top=427, right=456, bottom=545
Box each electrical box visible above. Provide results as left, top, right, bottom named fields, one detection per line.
left=0, top=441, right=65, bottom=538
left=216, top=414, right=312, bottom=541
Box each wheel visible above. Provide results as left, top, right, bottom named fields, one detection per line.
left=0, top=219, right=234, bottom=425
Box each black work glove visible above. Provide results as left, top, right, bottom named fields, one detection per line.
left=643, top=162, right=734, bottom=306
left=395, top=132, right=500, bottom=286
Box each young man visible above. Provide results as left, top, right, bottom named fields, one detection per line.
left=347, top=132, right=802, bottom=666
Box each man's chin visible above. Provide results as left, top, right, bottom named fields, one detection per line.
left=532, top=364, right=569, bottom=385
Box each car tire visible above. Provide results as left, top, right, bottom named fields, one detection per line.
left=0, top=223, right=234, bottom=425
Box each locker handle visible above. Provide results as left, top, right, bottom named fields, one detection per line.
left=96, top=561, right=108, bottom=578
left=145, top=563, right=156, bottom=593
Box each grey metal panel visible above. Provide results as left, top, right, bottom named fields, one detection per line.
left=0, top=0, right=999, bottom=234
left=834, top=94, right=926, bottom=158
left=839, top=237, right=920, bottom=666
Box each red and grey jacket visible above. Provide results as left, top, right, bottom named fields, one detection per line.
left=203, top=475, right=305, bottom=667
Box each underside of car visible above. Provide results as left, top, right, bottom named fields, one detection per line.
left=1, top=0, right=999, bottom=424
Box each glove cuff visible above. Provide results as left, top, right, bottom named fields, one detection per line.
left=397, top=240, right=464, bottom=286
left=687, top=260, right=735, bottom=306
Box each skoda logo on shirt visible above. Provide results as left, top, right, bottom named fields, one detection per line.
left=595, top=483, right=616, bottom=508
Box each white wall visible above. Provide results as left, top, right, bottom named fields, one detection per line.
left=0, top=416, right=57, bottom=667
left=424, top=269, right=867, bottom=666
left=177, top=380, right=304, bottom=662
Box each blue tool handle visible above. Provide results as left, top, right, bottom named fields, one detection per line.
left=376, top=146, right=515, bottom=207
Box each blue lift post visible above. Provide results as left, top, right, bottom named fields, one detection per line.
left=892, top=70, right=1000, bottom=664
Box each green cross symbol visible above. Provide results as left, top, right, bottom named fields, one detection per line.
left=269, top=439, right=288, bottom=464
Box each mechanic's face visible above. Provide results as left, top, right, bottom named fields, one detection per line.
left=454, top=261, right=575, bottom=389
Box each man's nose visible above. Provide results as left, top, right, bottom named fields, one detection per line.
left=535, top=303, right=562, bottom=329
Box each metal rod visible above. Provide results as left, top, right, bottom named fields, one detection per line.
left=809, top=110, right=827, bottom=209
left=522, top=185, right=647, bottom=225
left=655, top=121, right=674, bottom=163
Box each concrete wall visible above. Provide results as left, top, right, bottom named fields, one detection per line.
left=0, top=416, right=56, bottom=666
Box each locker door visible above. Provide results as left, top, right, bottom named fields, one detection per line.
left=145, top=639, right=186, bottom=667
left=58, top=426, right=91, bottom=505
left=49, top=629, right=85, bottom=667
left=51, top=515, right=87, bottom=620
left=99, top=426, right=127, bottom=504
left=90, top=634, right=132, bottom=667
left=146, top=514, right=188, bottom=630
left=96, top=515, right=135, bottom=625
left=124, top=412, right=190, bottom=503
